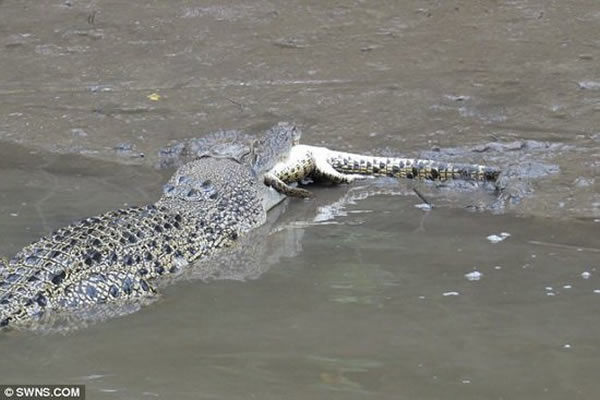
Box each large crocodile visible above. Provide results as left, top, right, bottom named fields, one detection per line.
left=0, top=123, right=500, bottom=331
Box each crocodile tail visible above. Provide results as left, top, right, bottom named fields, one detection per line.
left=326, top=151, right=500, bottom=182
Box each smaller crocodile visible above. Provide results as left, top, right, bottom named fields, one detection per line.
left=264, top=143, right=500, bottom=198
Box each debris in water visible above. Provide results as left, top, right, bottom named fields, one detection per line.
left=581, top=271, right=591, bottom=279
left=442, top=291, right=460, bottom=296
left=486, top=232, right=511, bottom=243
left=413, top=188, right=433, bottom=209
left=465, top=271, right=483, bottom=281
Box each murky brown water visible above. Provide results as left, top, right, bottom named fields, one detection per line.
left=1, top=0, right=599, bottom=399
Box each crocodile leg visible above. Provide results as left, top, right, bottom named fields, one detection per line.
left=263, top=143, right=319, bottom=197
left=264, top=172, right=313, bottom=198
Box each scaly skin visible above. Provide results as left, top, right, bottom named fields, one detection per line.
left=265, top=144, right=500, bottom=197
left=0, top=125, right=297, bottom=331
left=0, top=158, right=265, bottom=330
left=0, top=123, right=501, bottom=331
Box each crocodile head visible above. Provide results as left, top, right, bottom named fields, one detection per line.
left=157, top=156, right=271, bottom=229
left=247, top=122, right=302, bottom=176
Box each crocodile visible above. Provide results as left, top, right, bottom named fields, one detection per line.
left=265, top=144, right=500, bottom=198
left=0, top=123, right=500, bottom=331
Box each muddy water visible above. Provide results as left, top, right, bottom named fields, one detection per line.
left=1, top=0, right=599, bottom=399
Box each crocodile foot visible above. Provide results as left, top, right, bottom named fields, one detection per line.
left=264, top=172, right=313, bottom=198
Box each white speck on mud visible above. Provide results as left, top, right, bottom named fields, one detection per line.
left=581, top=271, right=591, bottom=279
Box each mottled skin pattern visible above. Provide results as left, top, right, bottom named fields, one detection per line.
left=266, top=144, right=501, bottom=197
left=0, top=123, right=500, bottom=331
left=0, top=124, right=300, bottom=331
left=0, top=158, right=265, bottom=330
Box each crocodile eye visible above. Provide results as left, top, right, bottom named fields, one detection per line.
left=187, top=188, right=199, bottom=198
left=201, top=180, right=212, bottom=188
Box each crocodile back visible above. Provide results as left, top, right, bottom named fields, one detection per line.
left=0, top=157, right=265, bottom=329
